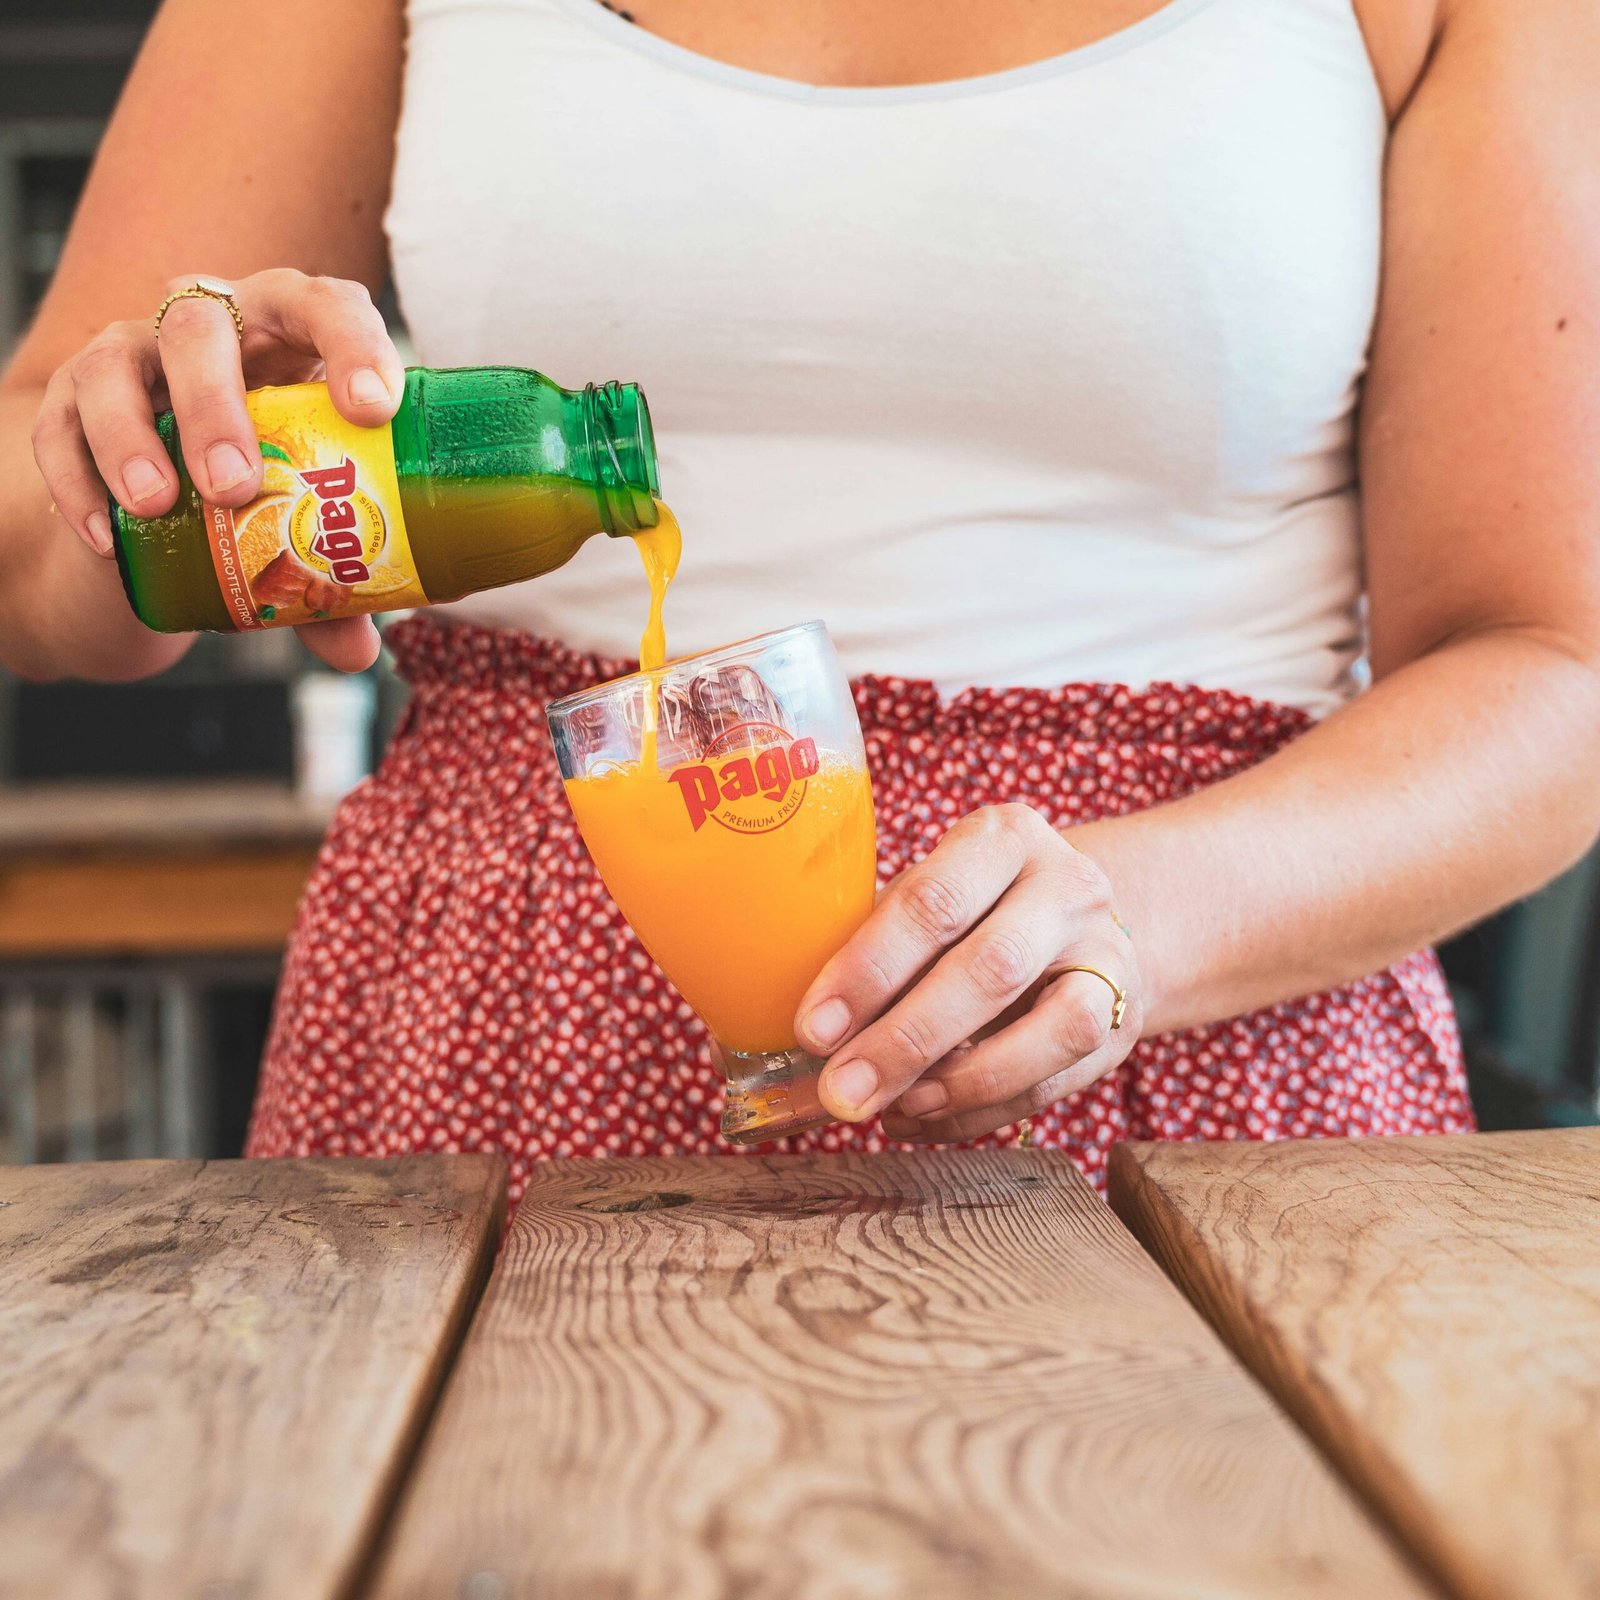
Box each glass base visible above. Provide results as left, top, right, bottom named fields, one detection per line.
left=720, top=1047, right=834, bottom=1145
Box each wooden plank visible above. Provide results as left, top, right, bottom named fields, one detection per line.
left=0, top=1155, right=506, bottom=1600
left=0, top=850, right=318, bottom=957
left=367, top=1149, right=1432, bottom=1600
left=1108, top=1129, right=1600, bottom=1600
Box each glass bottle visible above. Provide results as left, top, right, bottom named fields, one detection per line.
left=111, top=365, right=659, bottom=633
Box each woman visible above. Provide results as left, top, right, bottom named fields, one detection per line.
left=3, top=0, right=1596, bottom=1202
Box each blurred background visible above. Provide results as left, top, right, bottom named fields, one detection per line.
left=0, top=4, right=1594, bottom=1167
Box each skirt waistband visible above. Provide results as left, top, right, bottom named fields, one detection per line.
left=384, top=615, right=1313, bottom=754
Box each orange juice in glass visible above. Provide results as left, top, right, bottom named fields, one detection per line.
left=547, top=621, right=876, bottom=1142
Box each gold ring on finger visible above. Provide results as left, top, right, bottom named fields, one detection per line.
left=154, top=276, right=244, bottom=341
left=1058, top=964, right=1129, bottom=1030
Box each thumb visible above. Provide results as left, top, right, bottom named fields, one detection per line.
left=296, top=615, right=381, bottom=673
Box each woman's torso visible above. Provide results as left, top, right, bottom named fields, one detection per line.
left=388, top=0, right=1394, bottom=716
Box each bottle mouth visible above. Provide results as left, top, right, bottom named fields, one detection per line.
left=585, top=381, right=661, bottom=536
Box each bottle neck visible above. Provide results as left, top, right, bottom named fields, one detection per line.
left=583, top=381, right=661, bottom=536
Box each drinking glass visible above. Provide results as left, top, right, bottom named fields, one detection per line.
left=547, top=621, right=876, bottom=1142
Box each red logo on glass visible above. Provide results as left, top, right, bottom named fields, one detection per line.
left=668, top=722, right=820, bottom=834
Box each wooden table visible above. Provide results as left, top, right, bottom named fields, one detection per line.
left=367, top=1149, right=1426, bottom=1599
left=27, top=1140, right=1594, bottom=1600
left=1110, top=1128, right=1600, bottom=1600
left=0, top=1155, right=504, bottom=1600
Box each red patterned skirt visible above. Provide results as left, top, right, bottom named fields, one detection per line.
left=246, top=617, right=1475, bottom=1205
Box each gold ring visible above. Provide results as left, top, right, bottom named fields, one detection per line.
left=1059, top=964, right=1129, bottom=1030
left=1016, top=1118, right=1034, bottom=1147
left=154, top=276, right=244, bottom=341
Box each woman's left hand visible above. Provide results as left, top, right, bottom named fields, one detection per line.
left=794, top=803, right=1143, bottom=1141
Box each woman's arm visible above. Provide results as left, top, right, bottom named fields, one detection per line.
left=1084, top=0, right=1600, bottom=1032
left=795, top=0, right=1600, bottom=1137
left=0, top=0, right=403, bottom=682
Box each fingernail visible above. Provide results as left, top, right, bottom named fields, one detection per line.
left=824, top=1058, right=878, bottom=1118
left=206, top=442, right=254, bottom=492
left=802, top=997, right=850, bottom=1050
left=348, top=367, right=390, bottom=406
left=122, top=456, right=168, bottom=505
left=898, top=1081, right=949, bottom=1118
left=82, top=509, right=113, bottom=556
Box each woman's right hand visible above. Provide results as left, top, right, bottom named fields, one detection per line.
left=30, top=267, right=407, bottom=672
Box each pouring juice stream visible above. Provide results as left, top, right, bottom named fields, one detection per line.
left=631, top=501, right=682, bottom=770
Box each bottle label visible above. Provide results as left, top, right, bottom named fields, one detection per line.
left=203, top=382, right=428, bottom=629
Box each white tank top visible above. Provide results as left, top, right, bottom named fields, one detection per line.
left=387, top=0, right=1384, bottom=716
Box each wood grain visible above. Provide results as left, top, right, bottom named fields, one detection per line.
left=1109, top=1129, right=1600, bottom=1600
left=0, top=1155, right=505, bottom=1600
left=0, top=851, right=318, bottom=957
left=367, top=1149, right=1431, bottom=1600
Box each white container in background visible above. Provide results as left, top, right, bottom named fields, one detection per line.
left=292, top=672, right=377, bottom=805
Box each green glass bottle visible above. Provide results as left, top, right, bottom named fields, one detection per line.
left=111, top=366, right=660, bottom=633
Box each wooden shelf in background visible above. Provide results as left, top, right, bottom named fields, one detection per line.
left=0, top=781, right=332, bottom=960
left=0, top=780, right=333, bottom=858
left=0, top=849, right=319, bottom=959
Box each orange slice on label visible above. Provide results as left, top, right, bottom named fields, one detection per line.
left=236, top=497, right=291, bottom=579
left=359, top=563, right=417, bottom=597
left=259, top=460, right=301, bottom=501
